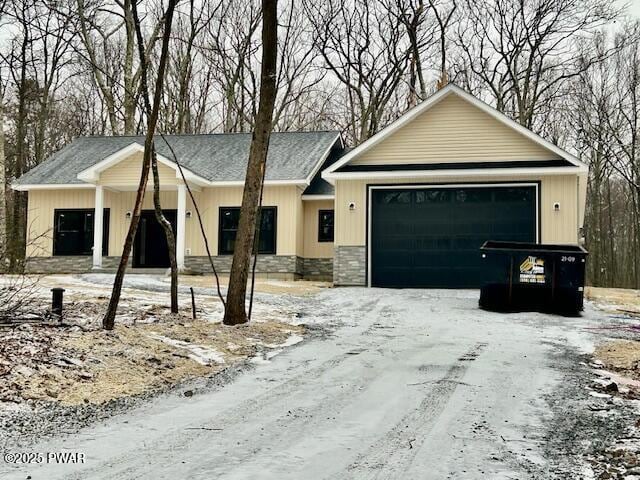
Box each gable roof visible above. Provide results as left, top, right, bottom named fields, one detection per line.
left=323, top=84, right=587, bottom=181
left=302, top=147, right=351, bottom=198
left=14, top=131, right=341, bottom=189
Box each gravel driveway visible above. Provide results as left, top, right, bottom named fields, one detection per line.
left=0, top=287, right=610, bottom=479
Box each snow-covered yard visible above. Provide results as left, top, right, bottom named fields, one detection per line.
left=0, top=274, right=316, bottom=446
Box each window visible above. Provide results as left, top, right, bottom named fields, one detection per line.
left=53, top=209, right=109, bottom=256
left=318, top=209, right=334, bottom=242
left=218, top=207, right=277, bottom=255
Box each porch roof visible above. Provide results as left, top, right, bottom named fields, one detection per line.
left=14, top=131, right=342, bottom=188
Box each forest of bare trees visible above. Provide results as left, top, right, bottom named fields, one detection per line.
left=0, top=0, right=638, bottom=288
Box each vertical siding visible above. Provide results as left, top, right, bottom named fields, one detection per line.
left=98, top=151, right=179, bottom=186
left=352, top=94, right=561, bottom=165
left=26, top=189, right=96, bottom=256
left=193, top=185, right=303, bottom=256
left=27, top=185, right=303, bottom=258
left=334, top=175, right=580, bottom=247
left=539, top=176, right=579, bottom=244
left=295, top=190, right=304, bottom=256
left=105, top=190, right=182, bottom=255
left=335, top=180, right=366, bottom=246
left=303, top=200, right=334, bottom=258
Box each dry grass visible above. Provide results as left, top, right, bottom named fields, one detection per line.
left=10, top=319, right=303, bottom=406
left=179, top=275, right=331, bottom=296
left=595, top=340, right=640, bottom=372
left=586, top=287, right=640, bottom=314
left=0, top=273, right=309, bottom=407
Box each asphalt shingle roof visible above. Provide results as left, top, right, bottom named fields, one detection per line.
left=15, top=131, right=341, bottom=186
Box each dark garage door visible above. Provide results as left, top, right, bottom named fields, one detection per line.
left=370, top=185, right=537, bottom=288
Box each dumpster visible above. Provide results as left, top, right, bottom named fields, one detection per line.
left=479, top=241, right=588, bottom=315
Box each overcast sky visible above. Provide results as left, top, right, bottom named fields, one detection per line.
left=626, top=1, right=640, bottom=17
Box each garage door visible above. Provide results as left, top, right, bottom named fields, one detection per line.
left=370, top=185, right=537, bottom=288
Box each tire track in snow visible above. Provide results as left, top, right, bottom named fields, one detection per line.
left=65, top=297, right=388, bottom=480
left=343, top=342, right=488, bottom=479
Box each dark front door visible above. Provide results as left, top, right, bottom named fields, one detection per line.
left=370, top=185, right=537, bottom=288
left=133, top=210, right=177, bottom=268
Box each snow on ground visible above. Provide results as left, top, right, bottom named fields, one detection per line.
left=0, top=273, right=308, bottom=450
left=147, top=333, right=227, bottom=365
left=0, top=285, right=635, bottom=480
left=5, top=279, right=640, bottom=479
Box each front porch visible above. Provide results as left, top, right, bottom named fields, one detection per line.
left=89, top=183, right=190, bottom=271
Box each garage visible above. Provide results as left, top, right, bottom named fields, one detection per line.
left=369, top=185, right=537, bottom=288
left=323, top=84, right=588, bottom=287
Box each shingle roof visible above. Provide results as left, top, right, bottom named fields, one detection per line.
left=14, top=131, right=341, bottom=186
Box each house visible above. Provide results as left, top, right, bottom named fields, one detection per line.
left=13, top=84, right=588, bottom=287
left=14, top=132, right=341, bottom=280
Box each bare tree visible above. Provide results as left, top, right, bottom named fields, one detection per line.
left=0, top=78, right=6, bottom=265
left=454, top=0, right=621, bottom=129
left=306, top=0, right=411, bottom=144
left=161, top=0, right=219, bottom=133
left=223, top=0, right=278, bottom=326
left=200, top=0, right=261, bottom=133
left=571, top=32, right=618, bottom=286
left=428, top=0, right=456, bottom=87
left=75, top=0, right=162, bottom=134
left=103, top=0, right=178, bottom=330
left=130, top=0, right=179, bottom=314
left=388, top=0, right=431, bottom=107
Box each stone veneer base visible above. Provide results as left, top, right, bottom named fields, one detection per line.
left=26, top=255, right=327, bottom=281
left=333, top=246, right=366, bottom=286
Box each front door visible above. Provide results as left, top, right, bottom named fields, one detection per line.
left=133, top=210, right=177, bottom=268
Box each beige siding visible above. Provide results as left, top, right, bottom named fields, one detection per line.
left=189, top=185, right=303, bottom=256
left=26, top=185, right=303, bottom=258
left=26, top=189, right=95, bottom=256
left=303, top=200, right=334, bottom=258
left=98, top=151, right=179, bottom=186
left=352, top=94, right=561, bottom=165
left=334, top=175, right=579, bottom=247
left=296, top=192, right=304, bottom=256
left=104, top=190, right=200, bottom=255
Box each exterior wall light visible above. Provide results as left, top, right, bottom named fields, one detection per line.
left=186, top=211, right=192, bottom=218
left=349, top=202, right=356, bottom=211
left=125, top=211, right=132, bottom=219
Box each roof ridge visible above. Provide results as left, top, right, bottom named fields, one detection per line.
left=84, top=130, right=340, bottom=139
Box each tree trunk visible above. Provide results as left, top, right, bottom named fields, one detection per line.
left=150, top=147, right=179, bottom=313
left=103, top=0, right=178, bottom=330
left=606, top=177, right=616, bottom=285
left=9, top=28, right=30, bottom=272
left=0, top=92, right=6, bottom=263
left=129, top=0, right=179, bottom=313
left=223, top=0, right=278, bottom=326
left=122, top=0, right=137, bottom=135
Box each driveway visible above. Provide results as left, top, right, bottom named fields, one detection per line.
left=1, top=287, right=605, bottom=479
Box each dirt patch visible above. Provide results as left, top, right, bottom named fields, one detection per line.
left=1, top=317, right=303, bottom=407
left=0, top=273, right=316, bottom=450
left=595, top=340, right=640, bottom=378
left=587, top=287, right=640, bottom=315
left=179, top=275, right=331, bottom=296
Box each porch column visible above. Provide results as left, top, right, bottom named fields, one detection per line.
left=92, top=185, right=104, bottom=269
left=176, top=184, right=186, bottom=270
